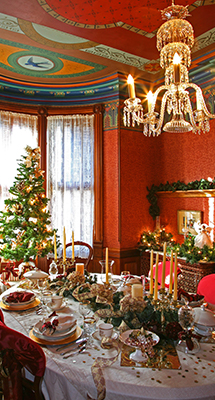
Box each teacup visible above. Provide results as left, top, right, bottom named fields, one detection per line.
left=50, top=295, right=63, bottom=310
left=98, top=323, right=113, bottom=338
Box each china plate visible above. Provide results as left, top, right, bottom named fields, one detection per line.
left=0, top=298, right=40, bottom=311
left=92, top=330, right=118, bottom=341
left=119, top=329, right=160, bottom=348
left=2, top=292, right=36, bottom=307
left=29, top=326, right=82, bottom=346
left=33, top=319, right=77, bottom=341
left=48, top=302, right=67, bottom=311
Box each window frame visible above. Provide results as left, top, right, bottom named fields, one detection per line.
left=0, top=102, right=103, bottom=262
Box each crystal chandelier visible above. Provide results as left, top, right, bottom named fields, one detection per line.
left=123, top=1, right=215, bottom=137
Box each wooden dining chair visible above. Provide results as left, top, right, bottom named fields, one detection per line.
left=0, top=322, right=46, bottom=400
left=66, top=240, right=93, bottom=270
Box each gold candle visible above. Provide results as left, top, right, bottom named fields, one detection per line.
left=105, top=247, right=109, bottom=284
left=173, top=253, right=178, bottom=301
left=161, top=242, right=167, bottom=290
left=63, top=227, right=66, bottom=262
left=169, top=249, right=174, bottom=294
left=54, top=231, right=57, bottom=261
left=153, top=252, right=159, bottom=301
left=72, top=230, right=75, bottom=261
left=149, top=250, right=154, bottom=295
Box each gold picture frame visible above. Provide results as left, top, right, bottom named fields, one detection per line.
left=177, top=210, right=202, bottom=235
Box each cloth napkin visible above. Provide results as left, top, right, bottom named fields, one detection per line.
left=41, top=315, right=76, bottom=336
left=4, top=291, right=35, bottom=304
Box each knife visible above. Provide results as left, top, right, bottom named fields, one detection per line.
left=62, top=345, right=86, bottom=358
left=60, top=344, right=86, bottom=356
left=56, top=338, right=87, bottom=352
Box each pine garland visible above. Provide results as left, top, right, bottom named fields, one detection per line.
left=147, top=178, right=215, bottom=219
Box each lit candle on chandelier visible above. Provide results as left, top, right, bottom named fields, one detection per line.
left=173, top=53, right=181, bottom=84
left=127, top=74, right=136, bottom=99
left=147, top=91, right=153, bottom=113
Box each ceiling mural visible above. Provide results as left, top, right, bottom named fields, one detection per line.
left=0, top=0, right=214, bottom=104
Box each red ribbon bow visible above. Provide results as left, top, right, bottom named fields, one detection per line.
left=178, top=330, right=201, bottom=351
left=41, top=318, right=59, bottom=333
left=2, top=265, right=18, bottom=281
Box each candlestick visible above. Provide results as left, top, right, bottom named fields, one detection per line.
left=169, top=250, right=174, bottom=295
left=132, top=284, right=143, bottom=298
left=153, top=252, right=159, bottom=301
left=127, top=74, right=136, bottom=99
left=105, top=247, right=109, bottom=284
left=72, top=230, right=75, bottom=261
left=173, top=253, right=178, bottom=301
left=149, top=250, right=154, bottom=295
left=161, top=242, right=167, bottom=291
left=54, top=231, right=57, bottom=261
left=184, top=217, right=187, bottom=230
left=63, top=227, right=66, bottom=262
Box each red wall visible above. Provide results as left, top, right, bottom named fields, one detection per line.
left=119, top=119, right=215, bottom=248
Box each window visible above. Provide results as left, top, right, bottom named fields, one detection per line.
left=46, top=114, right=94, bottom=255
left=0, top=111, right=38, bottom=210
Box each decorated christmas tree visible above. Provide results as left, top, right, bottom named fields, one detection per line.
left=0, top=146, right=56, bottom=262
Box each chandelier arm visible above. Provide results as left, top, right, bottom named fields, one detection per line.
left=183, top=92, right=199, bottom=131
left=183, top=83, right=215, bottom=119
left=151, top=89, right=170, bottom=133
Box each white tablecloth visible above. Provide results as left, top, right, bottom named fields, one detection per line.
left=1, top=284, right=215, bottom=400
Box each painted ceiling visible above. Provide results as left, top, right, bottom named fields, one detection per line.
left=0, top=0, right=214, bottom=104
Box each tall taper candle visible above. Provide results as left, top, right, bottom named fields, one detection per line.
left=161, top=242, right=167, bottom=290
left=149, top=250, right=154, bottom=295
left=153, top=252, right=159, bottom=301
left=173, top=253, right=178, bottom=301
left=63, top=227, right=66, bottom=262
left=72, top=230, right=75, bottom=261
left=105, top=247, right=109, bottom=284
left=127, top=74, right=136, bottom=98
left=169, top=249, right=174, bottom=294
left=54, top=231, right=57, bottom=261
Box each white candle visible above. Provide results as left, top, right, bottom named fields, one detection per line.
left=173, top=52, right=181, bottom=83
left=196, top=91, right=202, bottom=111
left=132, top=284, right=143, bottom=298
left=169, top=249, right=174, bottom=294
left=72, top=230, right=75, bottom=261
left=161, top=242, right=167, bottom=290
left=149, top=250, right=154, bottom=295
left=54, top=231, right=57, bottom=261
left=173, top=253, right=178, bottom=301
left=154, top=252, right=159, bottom=301
left=105, top=247, right=109, bottom=284
left=147, top=91, right=153, bottom=113
left=127, top=74, right=136, bottom=98
left=63, top=227, right=66, bottom=262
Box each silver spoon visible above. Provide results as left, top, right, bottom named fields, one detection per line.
left=63, top=346, right=88, bottom=359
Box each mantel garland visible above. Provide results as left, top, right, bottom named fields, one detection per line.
left=147, top=178, right=215, bottom=220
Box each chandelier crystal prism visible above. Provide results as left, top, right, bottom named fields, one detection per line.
left=123, top=1, right=215, bottom=136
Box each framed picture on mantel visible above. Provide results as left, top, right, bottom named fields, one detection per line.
left=177, top=210, right=202, bottom=235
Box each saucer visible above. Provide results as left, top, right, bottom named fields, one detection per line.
left=48, top=302, right=67, bottom=311
left=92, top=330, right=118, bottom=341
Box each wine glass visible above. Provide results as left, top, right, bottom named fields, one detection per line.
left=119, top=271, right=130, bottom=289
left=41, top=290, right=53, bottom=316
left=177, top=302, right=200, bottom=354
left=84, top=316, right=97, bottom=348
left=79, top=300, right=91, bottom=327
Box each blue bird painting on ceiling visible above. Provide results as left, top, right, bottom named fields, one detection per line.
left=25, top=57, right=51, bottom=68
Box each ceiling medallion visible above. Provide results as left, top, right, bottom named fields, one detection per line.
left=123, top=0, right=215, bottom=136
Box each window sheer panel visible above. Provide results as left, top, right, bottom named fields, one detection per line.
left=47, top=114, right=94, bottom=257
left=0, top=111, right=38, bottom=211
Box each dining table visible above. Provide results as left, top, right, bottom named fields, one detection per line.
left=1, top=275, right=215, bottom=400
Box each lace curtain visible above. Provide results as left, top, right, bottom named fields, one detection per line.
left=0, top=111, right=38, bottom=211
left=47, top=114, right=94, bottom=256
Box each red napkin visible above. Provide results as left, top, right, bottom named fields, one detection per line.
left=177, top=288, right=204, bottom=302
left=5, top=292, right=34, bottom=304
